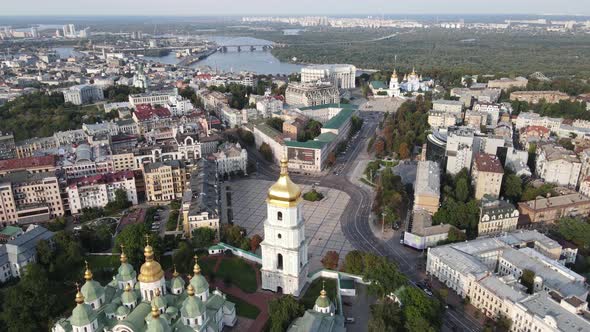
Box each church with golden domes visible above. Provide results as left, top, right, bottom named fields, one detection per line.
left=260, top=158, right=309, bottom=296
left=52, top=241, right=236, bottom=332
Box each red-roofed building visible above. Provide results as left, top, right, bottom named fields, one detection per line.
left=472, top=153, right=504, bottom=200
left=66, top=170, right=138, bottom=214
left=520, top=125, right=551, bottom=149
left=0, top=155, right=57, bottom=176
left=133, top=104, right=171, bottom=122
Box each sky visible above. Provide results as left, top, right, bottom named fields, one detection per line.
left=1, top=0, right=589, bottom=16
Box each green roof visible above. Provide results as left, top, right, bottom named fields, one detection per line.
left=171, top=276, right=185, bottom=290
left=71, top=303, right=96, bottom=327
left=0, top=226, right=21, bottom=237
left=298, top=103, right=358, bottom=111
left=285, top=139, right=327, bottom=149
left=315, top=132, right=337, bottom=142
left=121, top=289, right=137, bottom=304
left=370, top=81, right=387, bottom=89
left=81, top=280, right=105, bottom=302
left=117, top=263, right=136, bottom=282
left=181, top=295, right=205, bottom=318
left=323, top=108, right=355, bottom=130
left=190, top=274, right=209, bottom=294
left=315, top=295, right=331, bottom=308
left=339, top=279, right=355, bottom=290
left=146, top=316, right=172, bottom=332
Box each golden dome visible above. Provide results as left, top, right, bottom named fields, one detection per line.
left=391, top=69, right=398, bottom=78
left=75, top=283, right=85, bottom=304
left=151, top=305, right=160, bottom=318
left=84, top=261, right=93, bottom=281
left=124, top=283, right=132, bottom=292
left=187, top=282, right=195, bottom=296
left=120, top=244, right=128, bottom=264
left=267, top=158, right=301, bottom=207
left=138, top=236, right=164, bottom=283
left=172, top=265, right=179, bottom=278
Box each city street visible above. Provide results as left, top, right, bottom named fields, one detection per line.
left=245, top=101, right=483, bottom=331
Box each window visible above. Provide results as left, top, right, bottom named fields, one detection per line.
left=277, top=211, right=282, bottom=221
left=278, top=233, right=282, bottom=239
left=277, top=254, right=283, bottom=270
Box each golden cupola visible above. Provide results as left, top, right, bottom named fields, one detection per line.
left=267, top=158, right=302, bottom=207
left=391, top=69, right=398, bottom=79
left=138, top=236, right=164, bottom=283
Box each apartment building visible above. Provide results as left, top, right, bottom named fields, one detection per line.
left=0, top=171, right=64, bottom=224
left=428, top=110, right=458, bottom=129
left=510, top=91, right=571, bottom=104
left=427, top=232, right=590, bottom=332
left=487, top=77, right=528, bottom=90
left=301, top=64, right=356, bottom=89
left=414, top=161, right=441, bottom=214
left=285, top=82, right=339, bottom=107
left=63, top=84, right=104, bottom=105
left=518, top=193, right=590, bottom=224
left=2, top=225, right=54, bottom=280
left=209, top=143, right=248, bottom=176
left=535, top=143, right=581, bottom=188
left=478, top=199, right=519, bottom=237
left=66, top=171, right=138, bottom=214
left=513, top=112, right=563, bottom=131
left=472, top=153, right=504, bottom=200
left=181, top=160, right=220, bottom=238
left=144, top=160, right=187, bottom=202
left=445, top=126, right=475, bottom=175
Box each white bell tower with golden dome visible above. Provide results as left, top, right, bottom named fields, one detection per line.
left=261, top=158, right=309, bottom=296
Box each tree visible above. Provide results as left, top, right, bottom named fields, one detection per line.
left=368, top=301, right=402, bottom=332
left=373, top=138, right=386, bottom=157
left=220, top=224, right=246, bottom=247
left=250, top=234, right=263, bottom=252
left=266, top=117, right=284, bottom=132
left=192, top=227, right=217, bottom=249
left=502, top=174, right=523, bottom=203
left=556, top=217, right=590, bottom=250
left=115, top=224, right=162, bottom=267
left=455, top=177, right=470, bottom=203
left=105, top=188, right=132, bottom=212
left=321, top=251, right=339, bottom=270
left=398, top=286, right=443, bottom=331
left=259, top=143, right=274, bottom=162
left=363, top=255, right=407, bottom=298
left=172, top=242, right=195, bottom=274
left=520, top=269, right=535, bottom=294
left=237, top=128, right=255, bottom=146
left=0, top=264, right=59, bottom=332
left=343, top=250, right=365, bottom=275
left=495, top=316, right=513, bottom=332
left=327, top=152, right=336, bottom=166
left=398, top=142, right=410, bottom=160
left=268, top=295, right=304, bottom=332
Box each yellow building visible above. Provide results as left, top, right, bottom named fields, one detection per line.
left=143, top=160, right=187, bottom=202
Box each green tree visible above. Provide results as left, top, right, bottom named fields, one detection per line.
left=363, top=255, right=407, bottom=298
left=105, top=188, right=132, bottom=212
left=268, top=295, right=304, bottom=332
left=114, top=224, right=162, bottom=267
left=0, top=264, right=59, bottom=332
left=398, top=287, right=442, bottom=331
left=502, top=174, right=523, bottom=203
left=455, top=177, right=470, bottom=203
left=343, top=250, right=365, bottom=275
left=172, top=241, right=195, bottom=274
left=368, top=301, right=402, bottom=332
left=556, top=217, right=590, bottom=250
left=192, top=227, right=217, bottom=249
left=520, top=269, right=536, bottom=294
left=259, top=143, right=274, bottom=162
left=266, top=117, right=284, bottom=132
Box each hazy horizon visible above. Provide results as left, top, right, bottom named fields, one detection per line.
left=1, top=0, right=589, bottom=17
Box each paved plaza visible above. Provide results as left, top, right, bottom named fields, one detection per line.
left=225, top=179, right=353, bottom=270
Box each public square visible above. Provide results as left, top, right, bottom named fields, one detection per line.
left=224, top=179, right=354, bottom=270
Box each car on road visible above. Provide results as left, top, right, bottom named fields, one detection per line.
left=423, top=288, right=433, bottom=297
left=345, top=317, right=355, bottom=324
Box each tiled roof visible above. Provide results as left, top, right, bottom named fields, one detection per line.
left=474, top=153, right=504, bottom=173
left=0, top=155, right=56, bottom=172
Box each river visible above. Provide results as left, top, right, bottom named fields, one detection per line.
left=143, top=36, right=303, bottom=75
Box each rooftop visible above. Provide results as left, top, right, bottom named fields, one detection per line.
left=474, top=153, right=504, bottom=173
left=323, top=107, right=355, bottom=130
left=519, top=193, right=590, bottom=211
left=0, top=155, right=56, bottom=172
left=414, top=161, right=440, bottom=198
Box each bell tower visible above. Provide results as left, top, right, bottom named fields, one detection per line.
left=261, top=158, right=309, bottom=296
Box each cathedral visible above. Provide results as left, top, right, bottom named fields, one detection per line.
left=260, top=158, right=309, bottom=296
left=53, top=242, right=236, bottom=332
left=398, top=67, right=433, bottom=93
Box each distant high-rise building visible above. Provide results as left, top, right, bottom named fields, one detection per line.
left=30, top=27, right=39, bottom=38
left=68, top=24, right=76, bottom=37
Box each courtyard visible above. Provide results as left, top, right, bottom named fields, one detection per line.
left=224, top=179, right=354, bottom=270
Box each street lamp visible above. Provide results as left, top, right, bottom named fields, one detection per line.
left=381, top=212, right=387, bottom=234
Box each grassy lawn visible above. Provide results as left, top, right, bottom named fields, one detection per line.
left=225, top=293, right=261, bottom=319
left=198, top=256, right=217, bottom=276
left=300, top=278, right=338, bottom=311
left=215, top=257, right=258, bottom=293
left=85, top=255, right=119, bottom=270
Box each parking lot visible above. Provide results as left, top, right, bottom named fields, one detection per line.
left=226, top=179, right=354, bottom=270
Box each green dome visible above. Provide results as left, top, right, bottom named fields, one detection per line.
left=165, top=307, right=178, bottom=316
left=146, top=317, right=171, bottom=332
left=315, top=288, right=331, bottom=308
left=190, top=274, right=209, bottom=294
left=117, top=263, right=136, bottom=282
left=121, top=289, right=137, bottom=304
left=181, top=296, right=205, bottom=318
left=104, top=303, right=117, bottom=315
left=81, top=280, right=105, bottom=302
left=71, top=303, right=96, bottom=327
left=151, top=294, right=167, bottom=309
left=116, top=306, right=130, bottom=316
left=171, top=276, right=185, bottom=290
